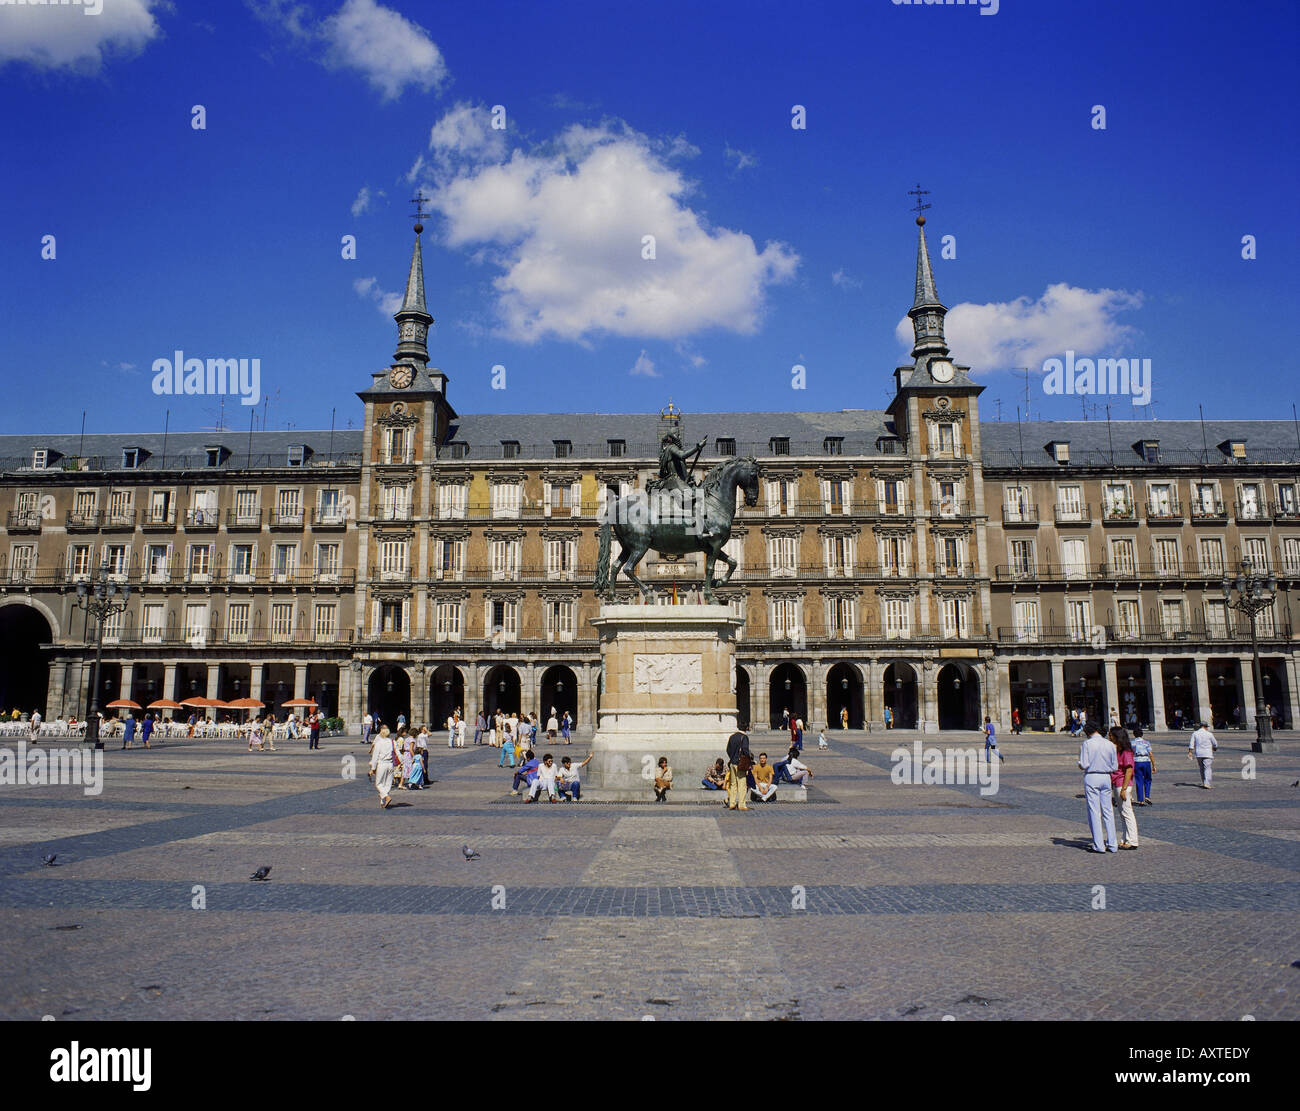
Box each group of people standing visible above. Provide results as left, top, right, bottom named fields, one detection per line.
left=367, top=723, right=436, bottom=807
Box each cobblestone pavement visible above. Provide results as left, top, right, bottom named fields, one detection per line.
left=0, top=729, right=1295, bottom=1020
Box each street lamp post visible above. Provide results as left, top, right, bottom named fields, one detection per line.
left=75, top=570, right=132, bottom=750
left=1222, top=559, right=1277, bottom=752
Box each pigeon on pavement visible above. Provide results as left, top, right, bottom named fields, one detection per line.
left=462, top=845, right=480, bottom=861
left=249, top=866, right=272, bottom=881
left=41, top=854, right=58, bottom=867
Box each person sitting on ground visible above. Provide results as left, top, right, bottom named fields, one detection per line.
left=701, top=758, right=727, bottom=791
left=511, top=750, right=538, bottom=795
left=750, top=752, right=777, bottom=803
left=526, top=753, right=560, bottom=803
left=653, top=756, right=673, bottom=802
left=774, top=751, right=813, bottom=787
left=556, top=752, right=592, bottom=801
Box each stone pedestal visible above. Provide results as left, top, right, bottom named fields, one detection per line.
left=586, top=603, right=740, bottom=799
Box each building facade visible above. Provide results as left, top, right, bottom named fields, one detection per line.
left=2, top=220, right=1296, bottom=733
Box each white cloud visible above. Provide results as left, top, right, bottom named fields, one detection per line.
left=322, top=0, right=447, bottom=101
left=674, top=341, right=707, bottom=369
left=253, top=0, right=447, bottom=100
left=895, top=283, right=1144, bottom=372
left=723, top=143, right=758, bottom=171
left=354, top=275, right=402, bottom=316
left=0, top=0, right=162, bottom=71
left=350, top=186, right=372, bottom=217
left=831, top=268, right=861, bottom=291
left=629, top=350, right=658, bottom=378
left=416, top=113, right=798, bottom=343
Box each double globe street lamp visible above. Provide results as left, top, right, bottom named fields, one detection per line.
left=1221, top=559, right=1278, bottom=752
left=74, top=571, right=132, bottom=750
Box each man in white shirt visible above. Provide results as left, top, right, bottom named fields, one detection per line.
left=556, top=752, right=592, bottom=801
left=526, top=753, right=560, bottom=802
left=775, top=754, right=813, bottom=787
left=1188, top=722, right=1218, bottom=789
left=29, top=709, right=41, bottom=741
left=1078, top=722, right=1119, bottom=853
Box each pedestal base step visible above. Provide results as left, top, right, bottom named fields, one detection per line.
left=578, top=785, right=808, bottom=804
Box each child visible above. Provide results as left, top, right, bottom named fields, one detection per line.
left=499, top=725, right=516, bottom=768
left=249, top=721, right=264, bottom=752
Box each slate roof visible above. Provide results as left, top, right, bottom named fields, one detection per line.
left=980, top=419, right=1300, bottom=469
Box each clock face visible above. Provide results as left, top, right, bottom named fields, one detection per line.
left=389, top=365, right=414, bottom=389
left=930, top=360, right=955, bottom=383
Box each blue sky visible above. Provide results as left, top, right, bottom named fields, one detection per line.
left=1, top=0, right=1296, bottom=436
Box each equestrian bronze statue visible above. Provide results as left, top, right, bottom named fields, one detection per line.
left=595, top=433, right=760, bottom=603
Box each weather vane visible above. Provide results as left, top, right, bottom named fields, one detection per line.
left=908, top=183, right=931, bottom=225
left=411, top=190, right=430, bottom=234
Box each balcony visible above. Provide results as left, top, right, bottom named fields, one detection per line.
left=1189, top=500, right=1228, bottom=523
left=930, top=499, right=970, bottom=519
left=5, top=511, right=41, bottom=532
left=269, top=510, right=306, bottom=529
left=1234, top=500, right=1271, bottom=524
left=141, top=508, right=177, bottom=530
left=66, top=510, right=101, bottom=531
left=996, top=622, right=1294, bottom=647
left=1053, top=505, right=1092, bottom=526
left=226, top=510, right=262, bottom=530
left=374, top=506, right=412, bottom=523
left=994, top=563, right=1040, bottom=581
left=1273, top=500, right=1300, bottom=522
left=185, top=508, right=220, bottom=530
left=1101, top=503, right=1139, bottom=526
left=1001, top=505, right=1039, bottom=527
left=1145, top=498, right=1183, bottom=522
left=101, top=510, right=136, bottom=531
left=312, top=508, right=348, bottom=529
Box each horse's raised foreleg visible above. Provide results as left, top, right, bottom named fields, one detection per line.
left=620, top=544, right=653, bottom=598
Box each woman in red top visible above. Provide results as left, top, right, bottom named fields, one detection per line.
left=1109, top=727, right=1139, bottom=849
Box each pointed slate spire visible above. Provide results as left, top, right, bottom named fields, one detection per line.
left=394, top=218, right=433, bottom=367
left=908, top=215, right=949, bottom=359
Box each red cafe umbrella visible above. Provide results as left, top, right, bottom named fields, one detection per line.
left=105, top=699, right=142, bottom=710
left=226, top=697, right=266, bottom=711
left=147, top=699, right=183, bottom=711
left=282, top=699, right=318, bottom=708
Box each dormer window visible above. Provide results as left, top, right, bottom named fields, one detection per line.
left=823, top=437, right=843, bottom=456
left=1140, top=440, right=1159, bottom=464
left=553, top=440, right=572, bottom=459
left=607, top=439, right=626, bottom=458
left=716, top=438, right=736, bottom=456
left=205, top=445, right=228, bottom=468
left=1227, top=440, right=1247, bottom=461
left=287, top=444, right=307, bottom=467
left=31, top=449, right=48, bottom=469
left=501, top=440, right=520, bottom=459
left=877, top=437, right=900, bottom=455
left=122, top=448, right=141, bottom=470
left=443, top=441, right=469, bottom=459
left=1050, top=441, right=1070, bottom=465
left=769, top=436, right=790, bottom=456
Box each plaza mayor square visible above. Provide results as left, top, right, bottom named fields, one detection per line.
left=0, top=0, right=1295, bottom=1069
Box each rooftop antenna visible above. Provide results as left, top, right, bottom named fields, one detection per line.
left=1014, top=368, right=1031, bottom=423
left=1016, top=405, right=1024, bottom=465
left=995, top=398, right=1002, bottom=422
left=411, top=189, right=430, bottom=233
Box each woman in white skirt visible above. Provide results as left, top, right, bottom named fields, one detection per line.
left=370, top=725, right=399, bottom=808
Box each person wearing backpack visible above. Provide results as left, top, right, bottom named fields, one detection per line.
left=725, top=725, right=752, bottom=811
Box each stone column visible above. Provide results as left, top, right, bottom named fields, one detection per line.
left=524, top=661, right=538, bottom=714
left=119, top=661, right=135, bottom=707
left=1103, top=658, right=1119, bottom=725
left=464, top=661, right=480, bottom=729
left=1286, top=655, right=1300, bottom=730
left=410, top=664, right=428, bottom=726
left=1050, top=656, right=1066, bottom=733
left=754, top=663, right=771, bottom=731
left=1239, top=656, right=1257, bottom=729
left=336, top=664, right=353, bottom=729
left=578, top=661, right=594, bottom=730
left=294, top=663, right=308, bottom=700
left=46, top=658, right=67, bottom=720
left=249, top=663, right=264, bottom=706
left=163, top=662, right=178, bottom=704
left=997, top=657, right=1012, bottom=731
left=1149, top=659, right=1168, bottom=731
left=1194, top=657, right=1211, bottom=725
left=206, top=663, right=220, bottom=700
left=864, top=658, right=881, bottom=730
left=70, top=659, right=89, bottom=721
left=809, top=657, right=826, bottom=731
left=921, top=660, right=939, bottom=734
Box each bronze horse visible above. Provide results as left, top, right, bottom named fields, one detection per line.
left=595, top=456, right=760, bottom=602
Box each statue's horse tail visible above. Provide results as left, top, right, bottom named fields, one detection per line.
left=595, top=518, right=612, bottom=595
